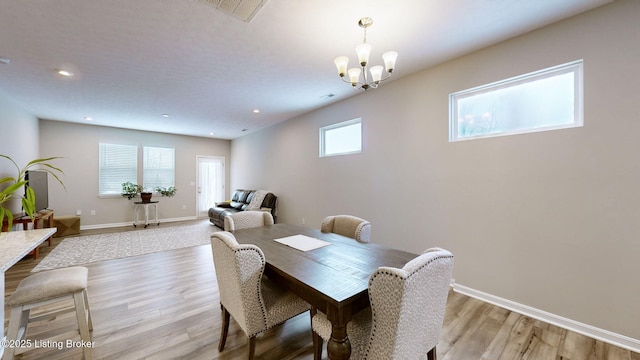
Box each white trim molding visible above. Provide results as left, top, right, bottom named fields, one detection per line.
left=79, top=216, right=199, bottom=230
left=453, top=283, right=640, bottom=353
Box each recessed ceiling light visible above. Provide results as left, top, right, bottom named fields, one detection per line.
left=84, top=116, right=93, bottom=121
left=209, top=132, right=215, bottom=136
left=162, top=114, right=170, bottom=118
left=57, top=69, right=74, bottom=77
left=252, top=109, right=260, bottom=114
left=0, top=58, right=10, bottom=65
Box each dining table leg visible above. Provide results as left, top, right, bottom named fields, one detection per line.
left=326, top=307, right=352, bottom=360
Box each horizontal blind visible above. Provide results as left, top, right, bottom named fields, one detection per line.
left=143, top=146, right=175, bottom=190
left=99, top=143, right=138, bottom=195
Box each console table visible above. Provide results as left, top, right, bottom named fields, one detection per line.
left=133, top=201, right=159, bottom=228
left=0, top=228, right=57, bottom=357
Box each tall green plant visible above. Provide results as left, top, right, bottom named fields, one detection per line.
left=0, top=155, right=64, bottom=231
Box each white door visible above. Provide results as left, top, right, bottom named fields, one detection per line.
left=197, top=156, right=224, bottom=218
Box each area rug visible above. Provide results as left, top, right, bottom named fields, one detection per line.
left=32, top=222, right=220, bottom=272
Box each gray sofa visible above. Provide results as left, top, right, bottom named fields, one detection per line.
left=208, top=189, right=277, bottom=228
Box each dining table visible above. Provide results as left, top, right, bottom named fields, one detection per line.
left=231, top=223, right=417, bottom=360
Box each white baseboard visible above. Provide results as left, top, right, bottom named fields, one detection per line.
left=453, top=283, right=640, bottom=353
left=79, top=216, right=200, bottom=230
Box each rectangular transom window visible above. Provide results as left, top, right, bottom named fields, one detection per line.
left=320, top=118, right=362, bottom=157
left=449, top=60, right=583, bottom=141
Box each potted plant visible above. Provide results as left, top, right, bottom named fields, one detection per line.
left=155, top=186, right=177, bottom=197
left=121, top=182, right=143, bottom=200
left=1, top=155, right=64, bottom=231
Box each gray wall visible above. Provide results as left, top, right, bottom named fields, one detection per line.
left=38, top=120, right=230, bottom=227
left=0, top=91, right=40, bottom=214
left=230, top=0, right=640, bottom=343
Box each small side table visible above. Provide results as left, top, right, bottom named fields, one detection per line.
left=133, top=201, right=159, bottom=228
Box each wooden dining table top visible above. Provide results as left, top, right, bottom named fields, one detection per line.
left=231, top=222, right=418, bottom=314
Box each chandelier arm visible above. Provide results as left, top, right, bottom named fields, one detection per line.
left=340, top=76, right=364, bottom=87
left=378, top=72, right=393, bottom=83
left=340, top=77, right=356, bottom=84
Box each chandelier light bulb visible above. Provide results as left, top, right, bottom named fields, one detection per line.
left=369, top=65, right=384, bottom=83
left=382, top=51, right=398, bottom=73
left=356, top=43, right=372, bottom=66
left=347, top=68, right=362, bottom=85
left=334, top=56, right=349, bottom=77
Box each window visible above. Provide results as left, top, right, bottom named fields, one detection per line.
left=320, top=118, right=362, bottom=157
left=143, top=146, right=175, bottom=190
left=98, top=144, right=175, bottom=196
left=449, top=60, right=583, bottom=141
left=99, top=143, right=137, bottom=195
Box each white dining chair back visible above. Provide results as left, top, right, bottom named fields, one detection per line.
left=210, top=231, right=310, bottom=359
left=320, top=214, right=371, bottom=243
left=312, top=247, right=453, bottom=360
left=224, top=211, right=274, bottom=231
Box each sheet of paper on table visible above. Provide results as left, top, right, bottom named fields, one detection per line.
left=274, top=234, right=332, bottom=252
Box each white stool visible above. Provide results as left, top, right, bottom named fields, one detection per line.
left=3, top=267, right=93, bottom=360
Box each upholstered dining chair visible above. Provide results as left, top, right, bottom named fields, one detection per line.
left=320, top=215, right=371, bottom=243
left=224, top=211, right=274, bottom=231
left=210, top=231, right=311, bottom=360
left=311, top=247, right=454, bottom=360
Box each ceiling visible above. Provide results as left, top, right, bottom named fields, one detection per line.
left=0, top=0, right=612, bottom=140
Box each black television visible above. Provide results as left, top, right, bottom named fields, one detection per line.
left=25, top=170, right=49, bottom=212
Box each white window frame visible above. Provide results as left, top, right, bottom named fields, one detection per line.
left=449, top=60, right=583, bottom=142
left=319, top=118, right=362, bottom=157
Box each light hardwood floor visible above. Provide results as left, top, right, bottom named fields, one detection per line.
left=4, top=219, right=639, bottom=359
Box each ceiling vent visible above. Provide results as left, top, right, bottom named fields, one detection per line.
left=201, top=0, right=268, bottom=23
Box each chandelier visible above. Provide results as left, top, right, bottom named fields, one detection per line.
left=334, top=17, right=398, bottom=91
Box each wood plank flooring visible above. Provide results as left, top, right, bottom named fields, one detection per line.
left=4, top=219, right=639, bottom=359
